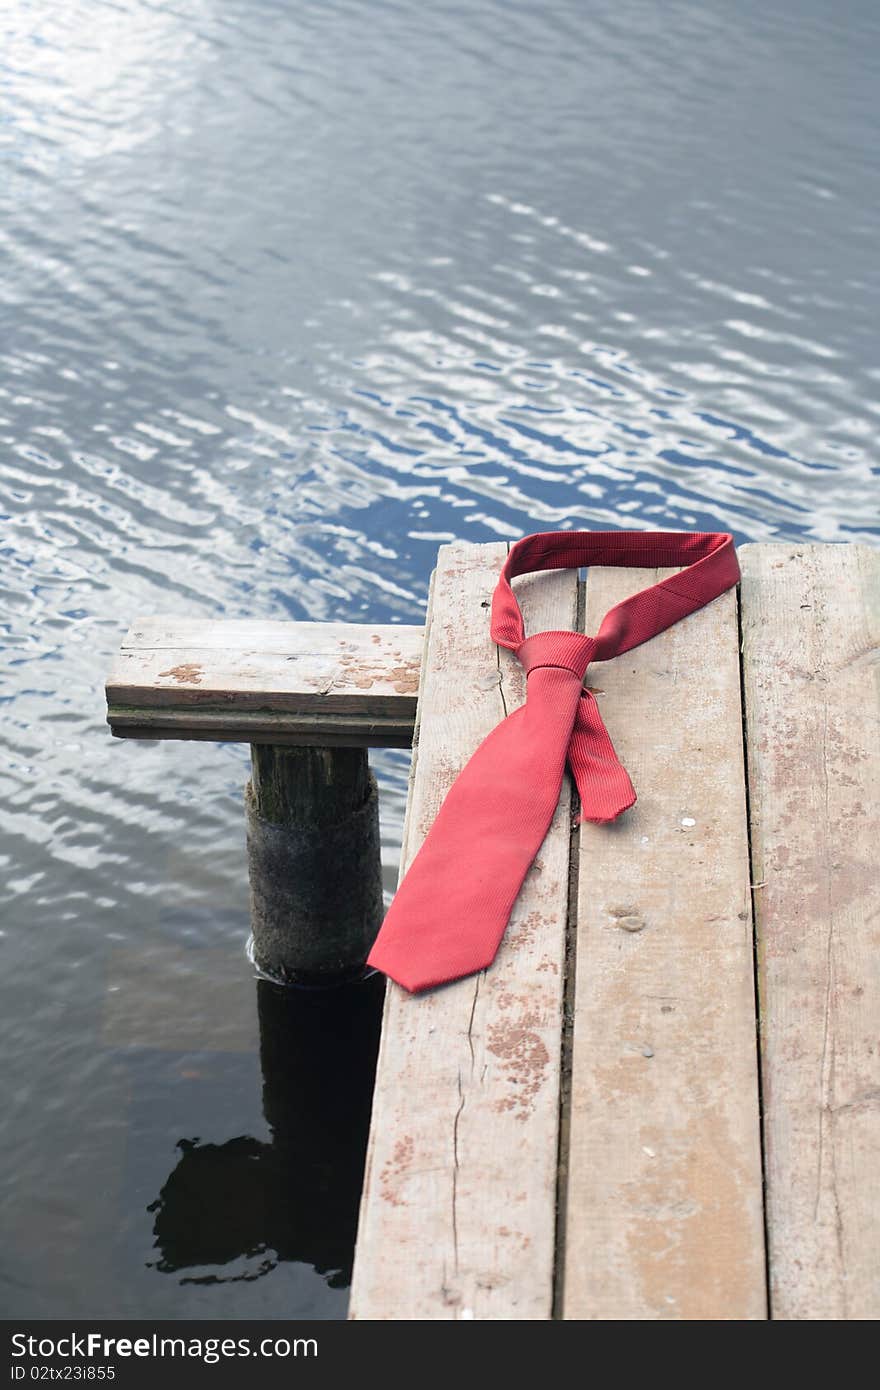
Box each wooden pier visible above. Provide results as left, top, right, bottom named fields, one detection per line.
left=106, top=541, right=879, bottom=1319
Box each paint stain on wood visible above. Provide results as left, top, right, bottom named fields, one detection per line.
left=379, top=1134, right=414, bottom=1207
left=157, top=662, right=204, bottom=684
left=488, top=1001, right=550, bottom=1121
left=389, top=665, right=420, bottom=693
left=340, top=656, right=419, bottom=694
left=506, top=910, right=551, bottom=952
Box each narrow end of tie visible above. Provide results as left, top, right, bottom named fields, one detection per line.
left=578, top=789, right=637, bottom=825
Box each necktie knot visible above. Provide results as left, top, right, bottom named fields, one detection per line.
left=516, top=630, right=596, bottom=681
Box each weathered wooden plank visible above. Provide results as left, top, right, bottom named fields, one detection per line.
left=740, top=542, right=880, bottom=1320
left=118, top=615, right=424, bottom=655
left=350, top=542, right=576, bottom=1320
left=563, top=567, right=766, bottom=1320
left=105, top=618, right=423, bottom=745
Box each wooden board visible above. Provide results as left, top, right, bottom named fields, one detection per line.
left=349, top=542, right=577, bottom=1319
left=562, top=567, right=766, bottom=1320
left=106, top=617, right=423, bottom=746
left=740, top=542, right=880, bottom=1320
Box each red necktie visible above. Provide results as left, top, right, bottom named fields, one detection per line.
left=368, top=530, right=741, bottom=993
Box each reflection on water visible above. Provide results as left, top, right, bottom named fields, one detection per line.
left=147, top=978, right=383, bottom=1296
left=1, top=0, right=878, bottom=1318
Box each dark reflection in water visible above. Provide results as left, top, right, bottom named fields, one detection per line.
left=146, top=976, right=383, bottom=1291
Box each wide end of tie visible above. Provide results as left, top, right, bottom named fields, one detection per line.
left=366, top=936, right=493, bottom=994
left=366, top=954, right=483, bottom=995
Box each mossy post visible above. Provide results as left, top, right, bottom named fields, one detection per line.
left=245, top=745, right=383, bottom=984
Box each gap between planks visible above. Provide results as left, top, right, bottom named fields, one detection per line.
left=550, top=568, right=587, bottom=1320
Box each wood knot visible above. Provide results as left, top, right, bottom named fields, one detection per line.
left=608, top=905, right=646, bottom=932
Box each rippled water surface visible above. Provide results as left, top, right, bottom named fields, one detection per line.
left=2, top=0, right=878, bottom=1318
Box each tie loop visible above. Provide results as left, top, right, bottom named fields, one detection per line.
left=491, top=529, right=740, bottom=661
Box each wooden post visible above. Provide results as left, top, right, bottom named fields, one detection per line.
left=245, top=745, right=383, bottom=985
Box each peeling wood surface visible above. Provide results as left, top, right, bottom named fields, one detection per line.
left=349, top=543, right=576, bottom=1320
left=740, top=543, right=880, bottom=1320
left=105, top=617, right=423, bottom=745
left=562, top=568, right=766, bottom=1320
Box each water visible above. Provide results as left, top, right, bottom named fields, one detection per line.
left=1, top=0, right=877, bottom=1319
